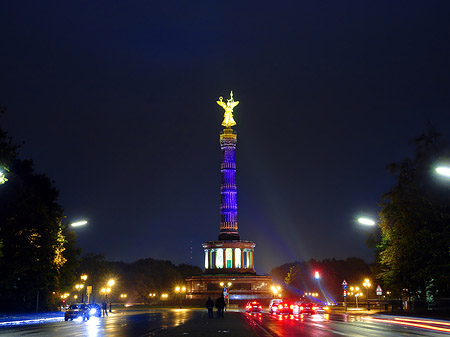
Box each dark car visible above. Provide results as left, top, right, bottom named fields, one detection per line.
left=88, top=303, right=101, bottom=317
left=245, top=301, right=262, bottom=313
left=293, top=301, right=313, bottom=315
left=64, top=303, right=90, bottom=321
left=270, top=301, right=295, bottom=314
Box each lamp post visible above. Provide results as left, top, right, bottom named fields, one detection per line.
left=174, top=286, right=186, bottom=308
left=80, top=275, right=88, bottom=303
left=75, top=284, right=84, bottom=302
left=107, top=280, right=115, bottom=312
left=226, top=282, right=231, bottom=309
left=363, top=279, right=371, bottom=310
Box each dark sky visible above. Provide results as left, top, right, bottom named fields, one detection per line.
left=1, top=1, right=450, bottom=274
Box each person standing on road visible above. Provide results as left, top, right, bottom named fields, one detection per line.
left=215, top=294, right=226, bottom=318
left=206, top=297, right=214, bottom=319
left=102, top=301, right=108, bottom=317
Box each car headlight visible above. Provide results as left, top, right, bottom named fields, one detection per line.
left=90, top=308, right=97, bottom=314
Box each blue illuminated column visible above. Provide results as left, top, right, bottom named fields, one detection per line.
left=218, top=128, right=240, bottom=240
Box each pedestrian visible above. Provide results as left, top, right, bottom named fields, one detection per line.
left=102, top=301, right=108, bottom=317
left=206, top=296, right=214, bottom=319
left=215, top=294, right=226, bottom=318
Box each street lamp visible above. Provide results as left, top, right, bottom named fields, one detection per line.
left=354, top=292, right=363, bottom=308
left=80, top=275, right=88, bottom=302
left=271, top=285, right=282, bottom=298
left=70, top=220, right=88, bottom=227
left=174, top=285, right=186, bottom=308
left=75, top=284, right=84, bottom=302
left=363, top=279, right=371, bottom=310
left=358, top=217, right=375, bottom=226
left=435, top=166, right=450, bottom=178
left=107, top=280, right=115, bottom=312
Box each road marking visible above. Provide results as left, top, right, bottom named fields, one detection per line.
left=242, top=313, right=276, bottom=336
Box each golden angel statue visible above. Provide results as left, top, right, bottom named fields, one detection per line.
left=217, top=91, right=239, bottom=127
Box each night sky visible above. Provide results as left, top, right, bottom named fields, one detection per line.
left=1, top=1, right=450, bottom=274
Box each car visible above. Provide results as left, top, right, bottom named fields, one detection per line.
left=293, top=301, right=313, bottom=315
left=269, top=299, right=283, bottom=314
left=270, top=301, right=295, bottom=314
left=293, top=301, right=329, bottom=315
left=64, top=303, right=90, bottom=321
left=245, top=301, right=262, bottom=313
left=311, top=304, right=329, bottom=314
left=88, top=303, right=102, bottom=317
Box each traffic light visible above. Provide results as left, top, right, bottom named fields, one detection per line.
left=314, top=271, right=320, bottom=280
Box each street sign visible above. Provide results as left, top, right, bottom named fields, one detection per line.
left=342, top=280, right=347, bottom=289
left=376, top=285, right=382, bottom=296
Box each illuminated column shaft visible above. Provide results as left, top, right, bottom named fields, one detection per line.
left=218, top=128, right=240, bottom=240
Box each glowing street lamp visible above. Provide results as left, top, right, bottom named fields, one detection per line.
left=358, top=217, right=375, bottom=226
left=271, top=285, right=282, bottom=298
left=363, top=279, right=371, bottom=310
left=71, top=220, right=88, bottom=227
left=436, top=166, right=450, bottom=178
left=108, top=279, right=115, bottom=287
left=174, top=285, right=186, bottom=307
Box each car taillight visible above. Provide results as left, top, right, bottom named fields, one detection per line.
left=278, top=304, right=283, bottom=309
left=300, top=306, right=304, bottom=310
left=290, top=304, right=294, bottom=309
left=324, top=306, right=329, bottom=311
left=313, top=306, right=318, bottom=311
left=258, top=305, right=262, bottom=309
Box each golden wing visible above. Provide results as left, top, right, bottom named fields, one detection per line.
left=217, top=100, right=227, bottom=109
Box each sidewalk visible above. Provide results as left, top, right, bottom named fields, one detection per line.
left=0, top=312, right=64, bottom=326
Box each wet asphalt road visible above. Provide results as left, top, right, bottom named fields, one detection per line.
left=1, top=309, right=450, bottom=336
left=244, top=312, right=450, bottom=336
left=0, top=309, right=198, bottom=337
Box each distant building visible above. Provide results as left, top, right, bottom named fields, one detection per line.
left=186, top=92, right=272, bottom=302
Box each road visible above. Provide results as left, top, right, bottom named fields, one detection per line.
left=244, top=312, right=450, bottom=336
left=1, top=308, right=450, bottom=336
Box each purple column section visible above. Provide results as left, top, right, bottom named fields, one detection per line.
left=218, top=128, right=240, bottom=240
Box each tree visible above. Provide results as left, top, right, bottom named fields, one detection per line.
left=0, top=107, right=21, bottom=259
left=0, top=110, right=79, bottom=311
left=0, top=159, right=67, bottom=311
left=58, top=228, right=82, bottom=293
left=376, top=126, right=450, bottom=300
